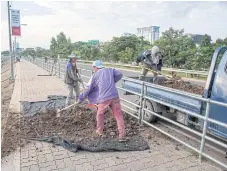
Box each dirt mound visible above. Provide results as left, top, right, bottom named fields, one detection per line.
left=157, top=78, right=204, bottom=95
left=2, top=105, right=143, bottom=158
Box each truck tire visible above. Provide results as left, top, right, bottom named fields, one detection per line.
left=143, top=99, right=159, bottom=123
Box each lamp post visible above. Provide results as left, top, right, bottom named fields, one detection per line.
left=7, top=1, right=14, bottom=80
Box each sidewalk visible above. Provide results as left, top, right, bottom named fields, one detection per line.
left=2, top=60, right=221, bottom=171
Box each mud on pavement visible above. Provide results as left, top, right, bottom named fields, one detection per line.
left=2, top=105, right=151, bottom=158
left=1, top=64, right=15, bottom=143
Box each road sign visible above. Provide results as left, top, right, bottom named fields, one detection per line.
left=11, top=9, right=21, bottom=36
left=88, top=40, right=99, bottom=45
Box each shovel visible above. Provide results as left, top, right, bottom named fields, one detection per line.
left=143, top=67, right=172, bottom=80
left=58, top=73, right=91, bottom=114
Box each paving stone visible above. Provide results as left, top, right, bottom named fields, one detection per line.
left=55, top=159, right=66, bottom=169
left=45, top=153, right=55, bottom=162
left=39, top=161, right=56, bottom=168
left=105, top=157, right=117, bottom=166
left=90, top=159, right=106, bottom=166
left=21, top=161, right=38, bottom=167
left=110, top=164, right=128, bottom=171
left=82, top=162, right=94, bottom=171
left=30, top=164, right=40, bottom=171
left=40, top=164, right=57, bottom=171
left=92, top=153, right=103, bottom=160
left=21, top=166, right=30, bottom=171
left=70, top=155, right=86, bottom=161
left=74, top=164, right=86, bottom=171
left=21, top=151, right=29, bottom=159
left=63, top=157, right=73, bottom=166
left=126, top=161, right=146, bottom=171
left=72, top=158, right=89, bottom=165
left=93, top=163, right=109, bottom=170
left=37, top=154, right=47, bottom=163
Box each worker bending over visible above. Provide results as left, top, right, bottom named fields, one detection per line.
left=64, top=53, right=82, bottom=106
left=136, top=46, right=163, bottom=82
left=78, top=60, right=128, bottom=142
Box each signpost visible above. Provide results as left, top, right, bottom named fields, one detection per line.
left=11, top=9, right=21, bottom=36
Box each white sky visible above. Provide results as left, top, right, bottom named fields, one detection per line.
left=1, top=1, right=227, bottom=51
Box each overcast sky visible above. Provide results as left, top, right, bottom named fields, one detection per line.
left=1, top=1, right=227, bottom=51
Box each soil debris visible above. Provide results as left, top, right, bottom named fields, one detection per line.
left=157, top=78, right=204, bottom=95
left=1, top=105, right=143, bottom=158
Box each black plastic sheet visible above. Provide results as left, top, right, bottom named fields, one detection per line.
left=27, top=136, right=150, bottom=153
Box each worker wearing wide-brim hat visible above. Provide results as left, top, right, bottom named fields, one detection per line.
left=64, top=53, right=83, bottom=106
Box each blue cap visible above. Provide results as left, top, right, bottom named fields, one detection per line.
left=92, top=60, right=104, bottom=69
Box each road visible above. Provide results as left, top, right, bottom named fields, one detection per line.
left=77, top=63, right=206, bottom=87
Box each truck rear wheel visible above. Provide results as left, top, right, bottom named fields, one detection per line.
left=143, top=100, right=159, bottom=123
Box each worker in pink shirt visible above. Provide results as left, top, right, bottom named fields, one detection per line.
left=79, top=60, right=128, bottom=142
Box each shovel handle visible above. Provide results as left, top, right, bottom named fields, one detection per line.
left=60, top=102, right=79, bottom=112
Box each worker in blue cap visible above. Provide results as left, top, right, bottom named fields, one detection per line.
left=79, top=60, right=128, bottom=142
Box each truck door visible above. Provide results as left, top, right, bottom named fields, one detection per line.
left=209, top=50, right=227, bottom=139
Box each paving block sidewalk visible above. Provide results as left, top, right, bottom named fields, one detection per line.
left=2, top=60, right=222, bottom=171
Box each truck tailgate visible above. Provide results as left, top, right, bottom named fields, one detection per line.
left=122, top=80, right=202, bottom=114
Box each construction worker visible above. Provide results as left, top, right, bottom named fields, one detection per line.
left=136, top=46, right=163, bottom=82
left=78, top=60, right=128, bottom=142
left=64, top=53, right=83, bottom=106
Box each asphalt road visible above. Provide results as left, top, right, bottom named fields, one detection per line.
left=77, top=63, right=207, bottom=87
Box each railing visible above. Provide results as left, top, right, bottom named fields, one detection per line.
left=24, top=56, right=227, bottom=169
left=32, top=56, right=208, bottom=77
left=1, top=56, right=11, bottom=74
left=76, top=59, right=209, bottom=77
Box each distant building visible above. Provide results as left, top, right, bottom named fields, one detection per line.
left=25, top=48, right=35, bottom=51
left=35, top=47, right=42, bottom=51
left=186, top=34, right=211, bottom=47
left=137, top=26, right=160, bottom=44
left=121, top=33, right=136, bottom=37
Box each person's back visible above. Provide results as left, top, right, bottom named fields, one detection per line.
left=92, top=68, right=121, bottom=103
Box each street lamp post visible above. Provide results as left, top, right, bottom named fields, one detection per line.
left=7, top=1, right=14, bottom=80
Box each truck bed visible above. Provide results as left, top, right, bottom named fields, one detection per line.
left=122, top=76, right=203, bottom=114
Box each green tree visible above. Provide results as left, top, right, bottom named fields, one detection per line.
left=50, top=37, right=58, bottom=57
left=154, top=27, right=196, bottom=68
left=200, top=34, right=212, bottom=47
left=118, top=47, right=134, bottom=63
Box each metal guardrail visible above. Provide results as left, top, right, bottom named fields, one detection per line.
left=76, top=59, right=209, bottom=76
left=29, top=56, right=209, bottom=77
left=24, top=56, right=227, bottom=169
left=1, top=56, right=11, bottom=74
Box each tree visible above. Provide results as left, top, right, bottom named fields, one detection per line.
left=50, top=37, right=58, bottom=57
left=1, top=51, right=10, bottom=56
left=201, top=34, right=212, bottom=47
left=154, top=27, right=197, bottom=68
left=118, top=47, right=134, bottom=63
left=224, top=37, right=227, bottom=45
left=49, top=32, right=73, bottom=58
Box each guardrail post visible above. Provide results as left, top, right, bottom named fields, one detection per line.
left=199, top=99, right=210, bottom=163
left=58, top=60, right=60, bottom=78
left=141, top=84, right=147, bottom=126
left=138, top=81, right=145, bottom=125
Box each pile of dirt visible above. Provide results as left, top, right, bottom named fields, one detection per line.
left=1, top=67, right=15, bottom=132
left=1, top=105, right=143, bottom=158
left=157, top=78, right=204, bottom=95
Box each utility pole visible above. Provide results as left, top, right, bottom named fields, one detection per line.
left=7, top=1, right=14, bottom=80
